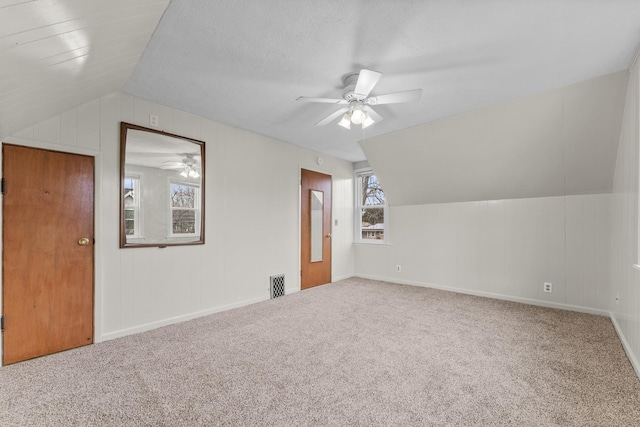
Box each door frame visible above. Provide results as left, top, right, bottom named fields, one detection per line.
left=0, top=139, right=102, bottom=366
left=298, top=166, right=333, bottom=291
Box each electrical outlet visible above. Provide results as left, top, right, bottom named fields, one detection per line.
left=543, top=282, right=552, bottom=293
left=396, top=265, right=401, bottom=273
left=334, top=219, right=339, bottom=226
left=150, top=114, right=159, bottom=127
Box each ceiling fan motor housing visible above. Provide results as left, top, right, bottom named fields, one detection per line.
left=342, top=73, right=365, bottom=102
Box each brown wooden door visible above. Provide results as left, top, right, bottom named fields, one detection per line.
left=2, top=144, right=94, bottom=365
left=301, top=169, right=331, bottom=289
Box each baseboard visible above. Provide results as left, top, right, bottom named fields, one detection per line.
left=331, top=274, right=353, bottom=282
left=610, top=313, right=640, bottom=379
left=98, top=295, right=269, bottom=342
left=354, top=274, right=609, bottom=316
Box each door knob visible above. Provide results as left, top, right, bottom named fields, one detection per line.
left=326, top=234, right=331, bottom=238
left=78, top=237, right=90, bottom=246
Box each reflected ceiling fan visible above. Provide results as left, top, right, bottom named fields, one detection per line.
left=297, top=69, right=422, bottom=129
left=161, top=153, right=201, bottom=178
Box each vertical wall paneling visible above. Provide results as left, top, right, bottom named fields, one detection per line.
left=1, top=92, right=355, bottom=351
left=76, top=99, right=100, bottom=150
left=355, top=193, right=612, bottom=315
left=610, top=59, right=640, bottom=377
left=60, top=109, right=78, bottom=147
left=33, top=115, right=61, bottom=144
left=565, top=196, right=585, bottom=307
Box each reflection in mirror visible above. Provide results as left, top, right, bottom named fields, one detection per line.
left=310, top=190, right=324, bottom=262
left=120, top=122, right=205, bottom=248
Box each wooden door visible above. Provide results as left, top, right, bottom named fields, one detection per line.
left=2, top=144, right=94, bottom=365
left=301, top=169, right=332, bottom=289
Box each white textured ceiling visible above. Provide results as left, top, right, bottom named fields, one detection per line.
left=124, top=0, right=640, bottom=162
left=3, top=1, right=640, bottom=204
left=0, top=0, right=170, bottom=139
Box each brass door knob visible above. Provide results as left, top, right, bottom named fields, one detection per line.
left=326, top=234, right=331, bottom=238
left=78, top=237, right=90, bottom=246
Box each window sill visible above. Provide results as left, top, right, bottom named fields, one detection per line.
left=354, top=241, right=391, bottom=247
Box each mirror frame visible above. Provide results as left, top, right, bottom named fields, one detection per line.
left=119, top=122, right=206, bottom=248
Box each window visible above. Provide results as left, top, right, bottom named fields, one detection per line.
left=356, top=171, right=388, bottom=243
left=170, top=181, right=200, bottom=235
left=123, top=176, right=141, bottom=237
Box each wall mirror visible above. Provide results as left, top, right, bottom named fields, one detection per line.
left=120, top=122, right=205, bottom=248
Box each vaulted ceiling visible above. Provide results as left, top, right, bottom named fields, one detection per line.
left=2, top=1, right=640, bottom=204
left=0, top=0, right=170, bottom=139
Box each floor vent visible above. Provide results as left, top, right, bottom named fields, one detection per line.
left=270, top=274, right=285, bottom=299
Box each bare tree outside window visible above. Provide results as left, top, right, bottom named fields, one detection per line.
left=170, top=183, right=198, bottom=234
left=360, top=174, right=386, bottom=240
left=362, top=175, right=385, bottom=206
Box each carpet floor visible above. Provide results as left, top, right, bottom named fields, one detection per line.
left=1, top=277, right=639, bottom=426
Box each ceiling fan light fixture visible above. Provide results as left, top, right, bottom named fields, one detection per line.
left=181, top=164, right=200, bottom=178
left=338, top=112, right=351, bottom=129
left=350, top=105, right=365, bottom=124
left=362, top=114, right=375, bottom=129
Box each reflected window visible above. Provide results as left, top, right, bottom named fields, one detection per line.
left=123, top=176, right=141, bottom=237
left=170, top=181, right=200, bottom=235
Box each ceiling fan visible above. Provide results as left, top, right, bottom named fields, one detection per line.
left=162, top=153, right=201, bottom=178
left=297, top=69, right=422, bottom=129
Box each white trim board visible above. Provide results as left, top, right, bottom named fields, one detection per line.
left=355, top=274, right=609, bottom=317
left=610, top=314, right=640, bottom=380
left=98, top=295, right=269, bottom=342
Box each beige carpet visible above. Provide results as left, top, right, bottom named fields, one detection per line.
left=1, top=277, right=639, bottom=426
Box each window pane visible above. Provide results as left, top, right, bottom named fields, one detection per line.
left=172, top=210, right=196, bottom=234
left=362, top=175, right=385, bottom=206
left=124, top=177, right=139, bottom=236
left=171, top=184, right=196, bottom=208
left=125, top=209, right=135, bottom=235
left=361, top=207, right=384, bottom=240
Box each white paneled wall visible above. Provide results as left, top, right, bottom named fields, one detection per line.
left=355, top=194, right=611, bottom=314
left=610, top=59, right=640, bottom=376
left=1, top=92, right=355, bottom=348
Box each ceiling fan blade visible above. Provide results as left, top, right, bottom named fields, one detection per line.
left=363, top=105, right=383, bottom=122
left=367, top=88, right=422, bottom=105
left=297, top=96, right=348, bottom=104
left=354, top=69, right=382, bottom=97
left=315, top=107, right=350, bottom=126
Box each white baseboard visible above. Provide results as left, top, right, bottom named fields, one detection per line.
left=354, top=274, right=609, bottom=316
left=610, top=313, right=640, bottom=379
left=97, top=295, right=269, bottom=342
left=331, top=274, right=353, bottom=283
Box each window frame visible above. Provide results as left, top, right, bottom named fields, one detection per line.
left=123, top=175, right=142, bottom=239
left=168, top=180, right=201, bottom=237
left=354, top=169, right=389, bottom=244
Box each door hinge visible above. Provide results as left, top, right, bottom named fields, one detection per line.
left=1, top=315, right=4, bottom=331
left=1, top=178, right=5, bottom=194
left=300, top=270, right=302, bottom=276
